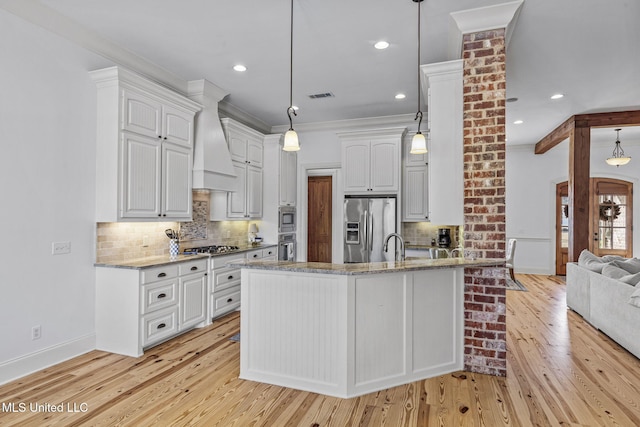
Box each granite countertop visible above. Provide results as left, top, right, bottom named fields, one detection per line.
left=95, top=243, right=277, bottom=269
left=228, top=257, right=505, bottom=276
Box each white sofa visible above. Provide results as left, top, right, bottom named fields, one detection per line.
left=566, top=250, right=640, bottom=359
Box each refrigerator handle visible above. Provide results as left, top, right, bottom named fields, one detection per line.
left=363, top=210, right=368, bottom=253
left=369, top=211, right=374, bottom=251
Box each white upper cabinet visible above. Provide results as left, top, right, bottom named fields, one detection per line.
left=279, top=149, right=297, bottom=207
left=402, top=138, right=429, bottom=221
left=91, top=66, right=201, bottom=222
left=339, top=128, right=406, bottom=194
left=424, top=60, right=464, bottom=225
left=210, top=118, right=264, bottom=220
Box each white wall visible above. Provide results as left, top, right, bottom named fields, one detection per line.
left=507, top=138, right=640, bottom=275
left=0, top=10, right=106, bottom=383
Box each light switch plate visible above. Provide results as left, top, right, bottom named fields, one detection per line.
left=52, top=241, right=71, bottom=255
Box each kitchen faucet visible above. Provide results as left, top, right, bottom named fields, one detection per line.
left=383, top=233, right=405, bottom=261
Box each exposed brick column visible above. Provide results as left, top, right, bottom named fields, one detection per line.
left=462, top=29, right=507, bottom=377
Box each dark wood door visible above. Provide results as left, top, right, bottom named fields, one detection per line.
left=556, top=182, right=569, bottom=275
left=307, top=176, right=332, bottom=263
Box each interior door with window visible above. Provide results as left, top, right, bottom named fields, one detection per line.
left=556, top=178, right=633, bottom=275
left=592, top=178, right=633, bottom=258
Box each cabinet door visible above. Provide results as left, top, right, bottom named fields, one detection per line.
left=228, top=134, right=248, bottom=163
left=343, top=141, right=371, bottom=192
left=403, top=165, right=429, bottom=221
left=180, top=273, right=207, bottom=330
left=247, top=138, right=263, bottom=168
left=279, top=150, right=297, bottom=206
left=227, top=162, right=247, bottom=218
left=121, top=133, right=162, bottom=218
left=246, top=165, right=263, bottom=218
left=370, top=140, right=399, bottom=192
left=162, top=143, right=192, bottom=219
left=162, top=104, right=193, bottom=147
left=122, top=89, right=162, bottom=139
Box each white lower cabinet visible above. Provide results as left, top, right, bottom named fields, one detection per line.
left=96, top=258, right=208, bottom=357
left=209, top=247, right=276, bottom=320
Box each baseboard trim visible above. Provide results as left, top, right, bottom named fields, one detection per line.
left=0, top=334, right=96, bottom=386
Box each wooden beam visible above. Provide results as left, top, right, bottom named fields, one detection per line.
left=574, top=110, right=640, bottom=128
left=535, top=110, right=640, bottom=154
left=534, top=116, right=575, bottom=154
left=568, top=126, right=591, bottom=262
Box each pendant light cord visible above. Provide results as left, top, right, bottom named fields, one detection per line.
left=287, top=0, right=297, bottom=130
left=414, top=0, right=423, bottom=132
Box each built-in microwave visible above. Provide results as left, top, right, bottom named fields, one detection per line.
left=278, top=206, right=296, bottom=233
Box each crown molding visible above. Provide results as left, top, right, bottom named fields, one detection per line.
left=448, top=0, right=524, bottom=60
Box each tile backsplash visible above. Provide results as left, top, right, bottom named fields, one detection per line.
left=96, top=220, right=257, bottom=263
left=401, top=222, right=463, bottom=248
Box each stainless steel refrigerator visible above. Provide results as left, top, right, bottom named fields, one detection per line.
left=343, top=196, right=396, bottom=263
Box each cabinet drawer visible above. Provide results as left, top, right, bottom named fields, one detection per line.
left=142, top=307, right=179, bottom=347
left=141, top=280, right=178, bottom=314
left=179, top=259, right=208, bottom=276
left=261, top=247, right=276, bottom=258
left=246, top=250, right=262, bottom=260
left=211, top=254, right=245, bottom=269
left=213, top=268, right=241, bottom=293
left=141, top=265, right=179, bottom=284
left=211, top=287, right=241, bottom=319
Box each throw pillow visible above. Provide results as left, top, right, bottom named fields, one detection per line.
left=578, top=249, right=607, bottom=273
left=602, top=264, right=640, bottom=286
left=628, top=284, right=640, bottom=308
left=602, top=255, right=625, bottom=262
left=611, top=258, right=640, bottom=275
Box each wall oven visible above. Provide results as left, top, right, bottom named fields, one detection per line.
left=278, top=233, right=296, bottom=261
left=278, top=206, right=296, bottom=233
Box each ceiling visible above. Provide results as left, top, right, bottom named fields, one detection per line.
left=7, top=0, right=640, bottom=146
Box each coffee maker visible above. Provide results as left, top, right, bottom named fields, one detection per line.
left=438, top=228, right=451, bottom=248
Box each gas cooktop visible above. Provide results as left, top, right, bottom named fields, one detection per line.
left=183, top=245, right=240, bottom=255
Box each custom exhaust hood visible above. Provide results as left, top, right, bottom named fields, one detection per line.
left=187, top=79, right=237, bottom=191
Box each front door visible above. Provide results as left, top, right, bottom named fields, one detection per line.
left=307, top=176, right=333, bottom=263
left=556, top=178, right=633, bottom=274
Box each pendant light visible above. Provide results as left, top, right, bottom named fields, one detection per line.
left=410, top=0, right=427, bottom=155
left=283, top=0, right=300, bottom=152
left=605, top=128, right=631, bottom=166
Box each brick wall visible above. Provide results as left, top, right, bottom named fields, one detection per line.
left=461, top=29, right=507, bottom=376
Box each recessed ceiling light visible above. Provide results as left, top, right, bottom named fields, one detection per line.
left=395, top=93, right=406, bottom=99
left=513, top=120, right=524, bottom=125
left=550, top=93, right=564, bottom=100
left=374, top=41, right=389, bottom=50
left=233, top=64, right=247, bottom=72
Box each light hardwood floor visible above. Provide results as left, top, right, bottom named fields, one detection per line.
left=1, top=274, right=640, bottom=426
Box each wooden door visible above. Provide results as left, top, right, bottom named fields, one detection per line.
left=592, top=178, right=633, bottom=258
left=556, top=178, right=633, bottom=274
left=555, top=182, right=570, bottom=275
left=308, top=176, right=332, bottom=262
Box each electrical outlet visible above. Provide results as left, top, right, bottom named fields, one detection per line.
left=52, top=241, right=71, bottom=255
left=226, top=230, right=231, bottom=238
left=142, top=235, right=149, bottom=247
left=32, top=325, right=41, bottom=340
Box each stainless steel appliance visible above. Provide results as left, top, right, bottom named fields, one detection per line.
left=343, top=196, right=396, bottom=263
left=278, top=233, right=296, bottom=261
left=278, top=206, right=296, bottom=233
left=438, top=228, right=451, bottom=248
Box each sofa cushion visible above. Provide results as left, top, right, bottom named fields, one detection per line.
left=629, top=284, right=640, bottom=308
left=611, top=258, right=640, bottom=275
left=578, top=249, right=608, bottom=272
left=602, top=264, right=640, bottom=286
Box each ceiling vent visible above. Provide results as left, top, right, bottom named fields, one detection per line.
left=308, top=92, right=334, bottom=99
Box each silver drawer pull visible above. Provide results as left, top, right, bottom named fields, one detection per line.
left=157, top=272, right=167, bottom=278
left=190, top=266, right=198, bottom=271
left=157, top=293, right=166, bottom=299
left=157, top=323, right=166, bottom=329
